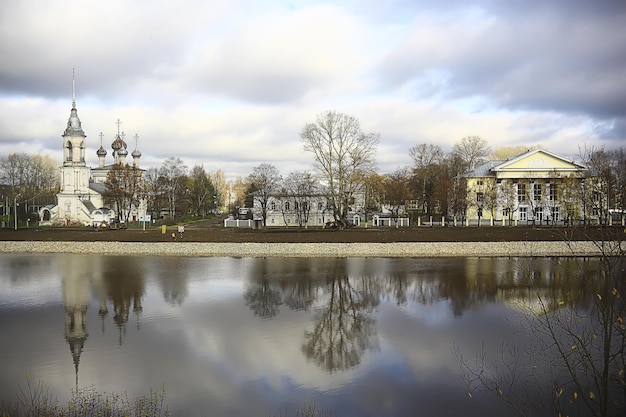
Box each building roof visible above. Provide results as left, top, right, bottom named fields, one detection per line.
left=464, top=148, right=587, bottom=178
left=464, top=160, right=503, bottom=178
left=81, top=199, right=97, bottom=213
left=89, top=182, right=107, bottom=194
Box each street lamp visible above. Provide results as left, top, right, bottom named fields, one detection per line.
left=14, top=194, right=20, bottom=231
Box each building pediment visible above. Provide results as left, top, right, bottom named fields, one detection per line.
left=492, top=149, right=586, bottom=173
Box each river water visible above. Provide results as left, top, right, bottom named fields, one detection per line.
left=0, top=254, right=599, bottom=416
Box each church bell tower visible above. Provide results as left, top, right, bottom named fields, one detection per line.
left=58, top=71, right=92, bottom=200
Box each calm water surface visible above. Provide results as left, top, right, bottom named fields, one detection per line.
left=0, top=255, right=595, bottom=416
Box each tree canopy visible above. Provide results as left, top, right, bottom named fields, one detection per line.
left=301, top=110, right=379, bottom=227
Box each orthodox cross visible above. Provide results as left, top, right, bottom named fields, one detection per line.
left=72, top=68, right=76, bottom=108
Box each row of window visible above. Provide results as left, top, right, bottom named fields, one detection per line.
left=476, top=183, right=559, bottom=203
left=516, top=206, right=560, bottom=221
left=269, top=217, right=326, bottom=225
left=269, top=201, right=332, bottom=211
left=520, top=183, right=558, bottom=203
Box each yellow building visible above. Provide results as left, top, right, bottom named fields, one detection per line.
left=465, top=149, right=588, bottom=224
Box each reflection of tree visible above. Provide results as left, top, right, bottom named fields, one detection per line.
left=158, top=258, right=189, bottom=306
left=302, top=276, right=379, bottom=373
left=281, top=277, right=316, bottom=312
left=457, top=247, right=626, bottom=417
left=244, top=278, right=283, bottom=319
left=102, top=257, right=145, bottom=345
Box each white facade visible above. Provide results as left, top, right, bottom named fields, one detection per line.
left=40, top=79, right=143, bottom=226
left=254, top=191, right=371, bottom=227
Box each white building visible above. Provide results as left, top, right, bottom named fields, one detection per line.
left=255, top=189, right=368, bottom=227
left=39, top=77, right=144, bottom=226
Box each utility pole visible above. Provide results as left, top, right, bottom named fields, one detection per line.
left=14, top=194, right=20, bottom=231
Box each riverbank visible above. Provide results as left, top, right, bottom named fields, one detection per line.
left=0, top=224, right=622, bottom=257
left=0, top=240, right=609, bottom=257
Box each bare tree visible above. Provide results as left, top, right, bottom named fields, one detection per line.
left=453, top=136, right=491, bottom=173
left=444, top=153, right=469, bottom=220
left=497, top=179, right=517, bottom=225
left=103, top=163, right=144, bottom=222
left=143, top=167, right=165, bottom=220
left=490, top=145, right=541, bottom=161
left=301, top=110, right=379, bottom=228
left=188, top=165, right=215, bottom=217
left=384, top=167, right=412, bottom=226
left=247, top=163, right=282, bottom=226
left=362, top=172, right=387, bottom=222
left=158, top=157, right=187, bottom=219
left=610, top=148, right=626, bottom=214
left=0, top=153, right=58, bottom=200
left=469, top=178, right=497, bottom=225
left=409, top=143, right=444, bottom=213
left=209, top=169, right=228, bottom=213
left=0, top=153, right=59, bottom=224
left=228, top=177, right=248, bottom=215
left=284, top=170, right=317, bottom=227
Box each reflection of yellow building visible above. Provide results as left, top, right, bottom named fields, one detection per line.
left=465, top=149, right=587, bottom=224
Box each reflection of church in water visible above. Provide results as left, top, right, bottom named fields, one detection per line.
left=61, top=257, right=145, bottom=385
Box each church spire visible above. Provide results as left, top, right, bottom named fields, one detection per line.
left=72, top=68, right=76, bottom=109
left=63, top=69, right=86, bottom=167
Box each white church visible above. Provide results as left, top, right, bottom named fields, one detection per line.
left=39, top=77, right=145, bottom=226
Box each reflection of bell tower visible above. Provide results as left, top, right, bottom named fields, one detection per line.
left=61, top=258, right=92, bottom=387
left=64, top=302, right=88, bottom=387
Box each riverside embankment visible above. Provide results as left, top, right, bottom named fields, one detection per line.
left=0, top=240, right=611, bottom=257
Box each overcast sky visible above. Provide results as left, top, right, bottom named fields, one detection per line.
left=1, top=0, right=625, bottom=180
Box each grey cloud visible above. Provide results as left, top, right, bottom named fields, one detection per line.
left=193, top=70, right=317, bottom=104
left=593, top=118, right=626, bottom=144
left=377, top=0, right=626, bottom=129
left=0, top=1, right=190, bottom=101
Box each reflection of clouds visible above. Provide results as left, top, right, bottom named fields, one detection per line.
left=378, top=301, right=524, bottom=379
left=176, top=293, right=361, bottom=391
left=1, top=255, right=608, bottom=416
left=0, top=254, right=62, bottom=307
left=396, top=299, right=455, bottom=326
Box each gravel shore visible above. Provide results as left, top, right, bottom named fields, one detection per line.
left=0, top=240, right=608, bottom=257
